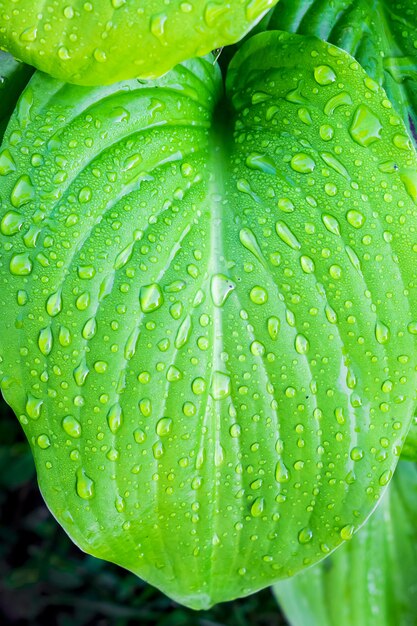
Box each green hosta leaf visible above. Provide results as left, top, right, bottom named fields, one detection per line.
left=1, top=31, right=417, bottom=608
left=273, top=461, right=417, bottom=626
left=402, top=418, right=417, bottom=461
left=0, top=0, right=279, bottom=86
left=0, top=51, right=33, bottom=142
left=267, top=0, right=417, bottom=142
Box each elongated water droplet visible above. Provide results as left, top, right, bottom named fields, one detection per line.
left=211, top=371, right=231, bottom=400
left=76, top=468, right=95, bottom=500
left=38, top=327, right=53, bottom=356
left=46, top=289, right=63, bottom=317
left=250, top=497, right=265, bottom=517
left=107, top=404, right=123, bottom=434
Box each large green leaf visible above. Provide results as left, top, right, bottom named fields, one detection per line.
left=267, top=0, right=417, bottom=142
left=0, top=0, right=278, bottom=86
left=274, top=461, right=417, bottom=626
left=0, top=51, right=33, bottom=142
left=1, top=31, right=417, bottom=608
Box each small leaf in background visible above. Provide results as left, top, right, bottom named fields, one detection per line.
left=2, top=31, right=417, bottom=608
left=0, top=0, right=279, bottom=86
left=267, top=0, right=417, bottom=143
left=274, top=461, right=417, bottom=626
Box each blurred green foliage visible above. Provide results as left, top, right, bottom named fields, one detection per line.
left=0, top=395, right=286, bottom=626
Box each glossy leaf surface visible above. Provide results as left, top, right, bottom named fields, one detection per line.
left=1, top=32, right=417, bottom=608
left=268, top=0, right=417, bottom=143
left=0, top=51, right=33, bottom=142
left=0, top=0, right=278, bottom=86
left=274, top=461, right=417, bottom=626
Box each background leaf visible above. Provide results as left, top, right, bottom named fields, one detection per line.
left=267, top=0, right=417, bottom=143
left=2, top=31, right=417, bottom=608
left=0, top=51, right=33, bottom=142
left=273, top=461, right=417, bottom=626
left=0, top=0, right=279, bottom=86
left=402, top=418, right=417, bottom=461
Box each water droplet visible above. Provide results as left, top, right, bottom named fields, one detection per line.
left=379, top=469, right=392, bottom=486
left=278, top=198, right=295, bottom=213
left=346, top=209, right=365, bottom=229
left=350, top=447, right=364, bottom=461
left=267, top=316, right=280, bottom=340
left=290, top=153, right=315, bottom=174
left=295, top=334, right=309, bottom=354
left=93, top=48, right=107, bottom=63
left=156, top=417, right=173, bottom=437
left=340, top=524, right=354, bottom=541
left=10, top=253, right=32, bottom=276
left=74, top=359, right=89, bottom=386
left=26, top=394, right=43, bottom=420
left=250, top=497, right=265, bottom=517
left=152, top=441, right=164, bottom=459
left=38, top=327, right=53, bottom=356
left=36, top=434, right=51, bottom=449
left=250, top=285, right=268, bottom=305
left=134, top=428, right=146, bottom=444
left=230, top=423, right=241, bottom=438
left=211, top=371, right=231, bottom=400
left=375, top=321, right=390, bottom=344
left=239, top=228, right=266, bottom=266
left=82, top=317, right=97, bottom=340
left=1, top=211, right=23, bottom=236
left=245, top=152, right=276, bottom=175
left=76, top=468, right=95, bottom=500
left=321, top=153, right=349, bottom=179
left=300, top=255, right=315, bottom=274
left=322, top=213, right=341, bottom=236
left=298, top=527, right=313, bottom=544
left=0, top=149, right=16, bottom=175
left=275, top=459, right=290, bottom=483
left=78, top=187, right=92, bottom=204
left=62, top=415, right=82, bottom=438
left=319, top=124, right=334, bottom=141
left=175, top=315, right=192, bottom=349
left=211, top=274, right=235, bottom=307
left=107, top=404, right=123, bottom=433
left=276, top=221, right=301, bottom=250
left=349, top=105, right=382, bottom=147
left=314, top=65, right=336, bottom=85
left=77, top=265, right=96, bottom=280
left=150, top=13, right=167, bottom=43
left=10, top=175, right=35, bottom=208
left=140, top=283, right=164, bottom=313
left=324, top=92, right=353, bottom=116
left=46, top=290, right=63, bottom=317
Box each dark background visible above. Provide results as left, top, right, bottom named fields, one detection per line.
left=0, top=396, right=287, bottom=626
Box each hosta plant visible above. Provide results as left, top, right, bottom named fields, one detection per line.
left=1, top=0, right=417, bottom=615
